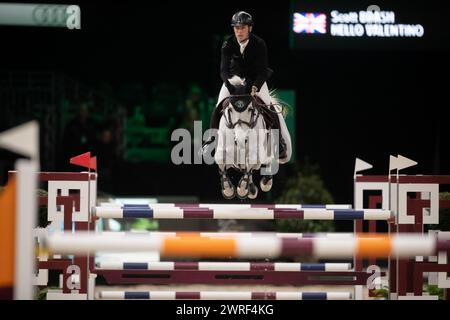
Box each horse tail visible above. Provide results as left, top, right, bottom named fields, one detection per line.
left=269, top=88, right=290, bottom=118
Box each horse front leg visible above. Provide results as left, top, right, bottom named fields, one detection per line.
left=237, top=158, right=261, bottom=200
left=247, top=169, right=259, bottom=200
left=259, top=128, right=274, bottom=192
left=214, top=122, right=236, bottom=200
left=218, top=165, right=235, bottom=200
left=236, top=169, right=250, bottom=199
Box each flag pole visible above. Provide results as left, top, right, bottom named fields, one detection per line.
left=387, top=155, right=397, bottom=300
left=353, top=157, right=373, bottom=299
left=69, top=151, right=95, bottom=299
left=390, top=154, right=418, bottom=300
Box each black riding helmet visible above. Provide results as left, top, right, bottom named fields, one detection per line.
left=231, top=11, right=254, bottom=27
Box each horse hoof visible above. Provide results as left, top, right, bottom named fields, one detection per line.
left=222, top=187, right=236, bottom=199
left=237, top=176, right=249, bottom=199
left=248, top=183, right=258, bottom=199
left=260, top=176, right=273, bottom=192
left=221, top=176, right=236, bottom=199
left=237, top=187, right=249, bottom=199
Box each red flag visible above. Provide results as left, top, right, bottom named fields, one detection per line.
left=89, top=156, right=97, bottom=171
left=70, top=152, right=91, bottom=169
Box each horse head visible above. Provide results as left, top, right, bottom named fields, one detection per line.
left=222, top=77, right=259, bottom=150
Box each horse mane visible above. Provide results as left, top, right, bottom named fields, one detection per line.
left=226, top=76, right=290, bottom=117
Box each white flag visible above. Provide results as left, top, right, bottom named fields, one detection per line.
left=396, top=154, right=417, bottom=171
left=389, top=155, right=398, bottom=172
left=354, top=158, right=373, bottom=174
left=0, top=121, right=39, bottom=160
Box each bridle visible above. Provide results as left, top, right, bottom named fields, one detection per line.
left=222, top=94, right=284, bottom=130
left=222, top=94, right=260, bottom=129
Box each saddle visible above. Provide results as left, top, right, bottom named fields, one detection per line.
left=253, top=97, right=278, bottom=130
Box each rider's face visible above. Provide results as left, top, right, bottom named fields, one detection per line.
left=234, top=25, right=251, bottom=43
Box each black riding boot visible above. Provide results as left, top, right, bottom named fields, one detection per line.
left=201, top=106, right=223, bottom=156
left=210, top=106, right=222, bottom=130
left=268, top=106, right=287, bottom=160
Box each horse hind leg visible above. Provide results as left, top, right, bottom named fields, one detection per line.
left=260, top=174, right=273, bottom=192
left=247, top=173, right=259, bottom=199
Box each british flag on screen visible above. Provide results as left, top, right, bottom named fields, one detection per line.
left=293, top=12, right=327, bottom=34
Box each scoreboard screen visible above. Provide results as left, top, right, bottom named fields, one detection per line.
left=289, top=0, right=449, bottom=50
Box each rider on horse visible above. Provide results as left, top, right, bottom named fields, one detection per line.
left=203, top=11, right=287, bottom=159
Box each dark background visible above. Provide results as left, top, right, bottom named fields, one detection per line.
left=0, top=0, right=448, bottom=204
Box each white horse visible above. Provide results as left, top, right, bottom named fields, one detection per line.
left=214, top=76, right=291, bottom=199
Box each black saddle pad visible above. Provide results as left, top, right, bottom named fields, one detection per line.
left=229, top=95, right=253, bottom=112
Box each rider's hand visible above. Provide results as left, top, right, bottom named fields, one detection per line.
left=251, top=86, right=258, bottom=96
